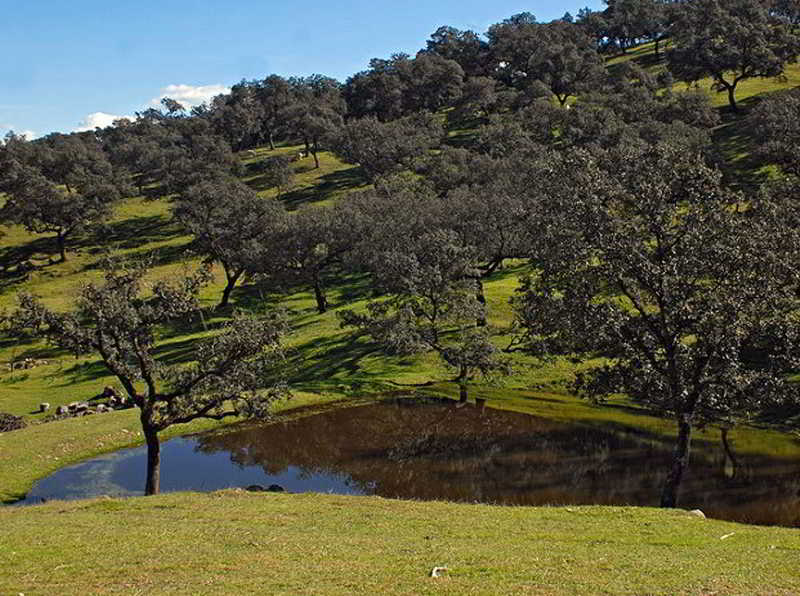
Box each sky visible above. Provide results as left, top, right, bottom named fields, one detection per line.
left=0, top=1, right=603, bottom=139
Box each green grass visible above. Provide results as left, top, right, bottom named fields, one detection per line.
left=606, top=40, right=800, bottom=187
left=1, top=491, right=798, bottom=595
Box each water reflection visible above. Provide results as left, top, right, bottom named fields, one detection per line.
left=19, top=398, right=800, bottom=527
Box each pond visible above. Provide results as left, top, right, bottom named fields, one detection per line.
left=17, top=398, right=800, bottom=527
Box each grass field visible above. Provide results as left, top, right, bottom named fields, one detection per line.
left=2, top=492, right=799, bottom=595
left=2, top=42, right=800, bottom=595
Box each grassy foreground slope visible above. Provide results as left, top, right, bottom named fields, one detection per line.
left=2, top=492, right=799, bottom=595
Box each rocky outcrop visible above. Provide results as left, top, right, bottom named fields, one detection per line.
left=0, top=412, right=26, bottom=433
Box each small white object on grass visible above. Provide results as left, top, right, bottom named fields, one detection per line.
left=430, top=567, right=449, bottom=578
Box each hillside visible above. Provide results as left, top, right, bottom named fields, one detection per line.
left=2, top=491, right=799, bottom=595
left=3, top=24, right=800, bottom=594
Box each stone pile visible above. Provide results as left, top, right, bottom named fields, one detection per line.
left=48, top=387, right=132, bottom=421
left=7, top=357, right=49, bottom=371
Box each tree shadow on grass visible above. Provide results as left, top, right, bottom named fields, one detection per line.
left=283, top=331, right=396, bottom=388
left=0, top=234, right=61, bottom=269
left=713, top=103, right=773, bottom=192
left=59, top=359, right=110, bottom=386
left=278, top=166, right=368, bottom=210
left=82, top=213, right=182, bottom=252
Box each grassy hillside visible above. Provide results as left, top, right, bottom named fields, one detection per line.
left=2, top=491, right=799, bottom=595
left=608, top=41, right=800, bottom=187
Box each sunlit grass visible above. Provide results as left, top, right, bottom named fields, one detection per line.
left=2, top=491, right=799, bottom=595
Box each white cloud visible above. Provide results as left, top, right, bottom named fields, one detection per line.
left=149, top=83, right=230, bottom=110
left=74, top=112, right=133, bottom=132
left=0, top=124, right=37, bottom=140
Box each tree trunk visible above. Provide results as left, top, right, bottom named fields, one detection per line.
left=218, top=268, right=241, bottom=309
left=720, top=427, right=738, bottom=479
left=143, top=421, right=161, bottom=496
left=727, top=84, right=738, bottom=112
left=654, top=38, right=660, bottom=60
left=458, top=366, right=468, bottom=403
left=57, top=232, right=67, bottom=262
left=660, top=414, right=693, bottom=508
left=311, top=142, right=320, bottom=169
left=313, top=277, right=328, bottom=314
left=475, top=278, right=487, bottom=327
left=269, top=132, right=275, bottom=151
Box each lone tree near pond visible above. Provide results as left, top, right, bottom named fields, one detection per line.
left=13, top=263, right=289, bottom=495
left=340, top=228, right=511, bottom=402
left=512, top=143, right=800, bottom=508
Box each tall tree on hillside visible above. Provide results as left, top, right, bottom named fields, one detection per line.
left=526, top=22, right=607, bottom=106
left=340, top=228, right=511, bottom=402
left=283, top=75, right=345, bottom=169
left=207, top=82, right=263, bottom=151
left=424, top=26, right=489, bottom=77
left=512, top=142, right=800, bottom=508
left=0, top=133, right=127, bottom=262
left=173, top=180, right=286, bottom=308
left=667, top=0, right=800, bottom=111
left=0, top=164, right=115, bottom=262
left=486, top=13, right=541, bottom=87
left=252, top=203, right=358, bottom=314
left=750, top=87, right=800, bottom=176
left=771, top=0, right=800, bottom=32
left=330, top=112, right=443, bottom=183
left=256, top=75, right=293, bottom=150
left=13, top=263, right=289, bottom=495
left=603, top=0, right=663, bottom=54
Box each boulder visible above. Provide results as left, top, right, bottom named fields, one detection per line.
left=39, top=402, right=50, bottom=413
left=687, top=509, right=706, bottom=519
left=56, top=405, right=69, bottom=415
left=0, top=412, right=26, bottom=433
left=267, top=484, right=285, bottom=493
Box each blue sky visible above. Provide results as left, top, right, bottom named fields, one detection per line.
left=1, top=1, right=602, bottom=138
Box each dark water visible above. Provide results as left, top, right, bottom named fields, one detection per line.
left=17, top=398, right=800, bottom=527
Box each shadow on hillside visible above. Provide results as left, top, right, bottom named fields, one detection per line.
left=84, top=213, right=181, bottom=252
left=278, top=166, right=367, bottom=209
left=80, top=240, right=195, bottom=274
left=284, top=332, right=386, bottom=386
left=60, top=359, right=110, bottom=387
left=713, top=98, right=773, bottom=191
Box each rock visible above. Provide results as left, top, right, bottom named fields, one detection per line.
left=68, top=401, right=80, bottom=411
left=74, top=402, right=89, bottom=412
left=687, top=509, right=706, bottom=519
left=96, top=404, right=108, bottom=413
left=56, top=405, right=69, bottom=415
left=267, top=484, right=285, bottom=493
left=102, top=386, right=118, bottom=398
left=0, top=412, right=26, bottom=433
left=430, top=567, right=449, bottom=578
left=246, top=485, right=266, bottom=492
left=39, top=402, right=50, bottom=413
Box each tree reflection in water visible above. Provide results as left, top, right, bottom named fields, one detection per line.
left=195, top=398, right=800, bottom=528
